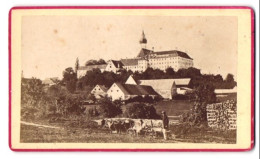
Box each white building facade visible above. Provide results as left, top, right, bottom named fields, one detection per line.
left=120, top=31, right=193, bottom=73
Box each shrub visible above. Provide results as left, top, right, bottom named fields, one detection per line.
left=125, top=95, right=161, bottom=104
left=172, top=94, right=189, bottom=100
left=124, top=102, right=160, bottom=119
left=98, top=96, right=122, bottom=118
left=86, top=107, right=99, bottom=117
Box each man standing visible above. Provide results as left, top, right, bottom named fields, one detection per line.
left=161, top=111, right=169, bottom=140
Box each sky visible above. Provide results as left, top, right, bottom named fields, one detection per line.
left=21, top=15, right=237, bottom=80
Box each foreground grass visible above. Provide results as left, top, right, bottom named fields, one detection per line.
left=154, top=100, right=192, bottom=116
left=20, top=124, right=177, bottom=143
left=20, top=120, right=236, bottom=144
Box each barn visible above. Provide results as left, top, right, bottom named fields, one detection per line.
left=124, top=75, right=191, bottom=99
left=107, top=82, right=159, bottom=101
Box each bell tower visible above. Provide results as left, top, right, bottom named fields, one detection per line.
left=139, top=30, right=147, bottom=49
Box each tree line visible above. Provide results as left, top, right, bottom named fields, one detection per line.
left=62, top=66, right=236, bottom=93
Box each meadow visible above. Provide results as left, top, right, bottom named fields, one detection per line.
left=20, top=100, right=236, bottom=144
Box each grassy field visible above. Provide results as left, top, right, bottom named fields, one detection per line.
left=20, top=119, right=236, bottom=144
left=154, top=100, right=192, bottom=116
left=20, top=124, right=177, bottom=143
left=20, top=99, right=236, bottom=144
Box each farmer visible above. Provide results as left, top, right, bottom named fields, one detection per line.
left=161, top=111, right=169, bottom=140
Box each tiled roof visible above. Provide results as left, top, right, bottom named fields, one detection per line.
left=111, top=60, right=124, bottom=68
left=98, top=85, right=108, bottom=92
left=121, top=58, right=138, bottom=66
left=78, top=64, right=107, bottom=71
left=137, top=48, right=192, bottom=60
left=139, top=78, right=191, bottom=90
left=115, top=83, right=159, bottom=96
left=151, top=50, right=193, bottom=59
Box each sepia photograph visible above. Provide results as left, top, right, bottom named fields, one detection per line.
left=9, top=7, right=254, bottom=151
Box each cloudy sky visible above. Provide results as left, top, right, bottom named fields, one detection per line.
left=22, top=15, right=237, bottom=80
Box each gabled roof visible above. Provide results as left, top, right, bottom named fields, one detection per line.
left=171, top=78, right=191, bottom=85
left=114, top=83, right=159, bottom=96
left=110, top=60, right=124, bottom=68
left=139, top=78, right=191, bottom=90
left=78, top=64, right=107, bottom=71
left=92, top=84, right=108, bottom=92
left=98, top=85, right=108, bottom=92
left=125, top=75, right=138, bottom=85
left=150, top=50, right=193, bottom=59
left=137, top=48, right=153, bottom=58
left=121, top=58, right=138, bottom=66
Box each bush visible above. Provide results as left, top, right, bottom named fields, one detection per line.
left=98, top=96, right=122, bottom=118
left=172, top=94, right=189, bottom=100
left=125, top=95, right=161, bottom=104
left=124, top=102, right=160, bottom=119
left=86, top=107, right=99, bottom=117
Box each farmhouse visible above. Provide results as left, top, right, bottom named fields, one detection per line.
left=124, top=75, right=191, bottom=99
left=91, top=85, right=108, bottom=99
left=107, top=82, right=159, bottom=101
left=77, top=64, right=107, bottom=78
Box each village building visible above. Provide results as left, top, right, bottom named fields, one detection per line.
left=125, top=75, right=191, bottom=99
left=121, top=31, right=194, bottom=73
left=214, top=86, right=237, bottom=97
left=90, top=84, right=108, bottom=99
left=77, top=31, right=193, bottom=78
left=107, top=82, right=159, bottom=101
left=77, top=64, right=107, bottom=78
left=105, top=60, right=124, bottom=74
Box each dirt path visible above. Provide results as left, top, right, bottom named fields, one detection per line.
left=21, top=121, right=60, bottom=129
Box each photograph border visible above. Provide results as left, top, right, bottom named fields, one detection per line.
left=8, top=6, right=255, bottom=152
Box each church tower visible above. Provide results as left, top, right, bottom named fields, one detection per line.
left=139, top=30, right=147, bottom=49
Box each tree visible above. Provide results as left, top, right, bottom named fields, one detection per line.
left=98, top=96, right=122, bottom=118
left=62, top=67, right=77, bottom=93
left=186, top=84, right=216, bottom=125
left=85, top=59, right=106, bottom=66
left=165, top=67, right=175, bottom=77
left=21, top=77, right=44, bottom=107
left=55, top=93, right=85, bottom=116
left=124, top=102, right=160, bottom=119
left=223, top=74, right=236, bottom=89
left=21, top=77, right=56, bottom=120
left=176, top=67, right=201, bottom=78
